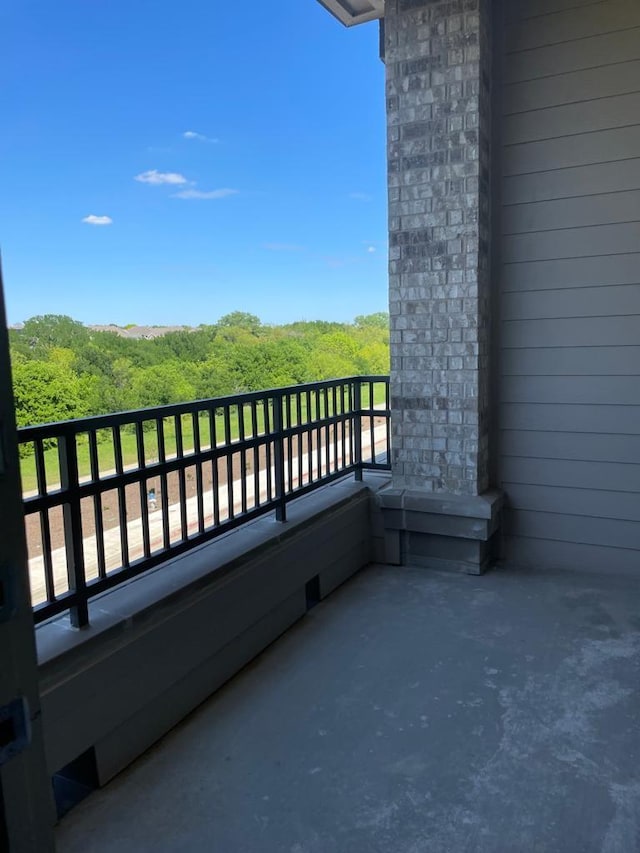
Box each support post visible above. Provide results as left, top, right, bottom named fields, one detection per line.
left=58, top=434, right=88, bottom=628
left=381, top=0, right=502, bottom=572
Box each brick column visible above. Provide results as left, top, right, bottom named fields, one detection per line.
left=379, top=0, right=502, bottom=574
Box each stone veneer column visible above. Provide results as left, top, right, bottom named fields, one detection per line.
left=379, top=0, right=502, bottom=574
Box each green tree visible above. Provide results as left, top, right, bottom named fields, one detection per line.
left=153, top=328, right=215, bottom=363
left=10, top=311, right=391, bottom=421
left=217, top=311, right=261, bottom=332
left=354, top=312, right=389, bottom=330
left=129, top=362, right=198, bottom=408
left=20, top=314, right=89, bottom=356
left=12, top=360, right=93, bottom=427
left=356, top=341, right=390, bottom=375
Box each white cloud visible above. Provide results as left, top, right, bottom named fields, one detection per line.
left=172, top=188, right=238, bottom=200
left=82, top=214, right=113, bottom=226
left=262, top=242, right=305, bottom=252
left=135, top=169, right=188, bottom=185
left=367, top=246, right=376, bottom=253
left=183, top=130, right=219, bottom=143
left=349, top=191, right=372, bottom=201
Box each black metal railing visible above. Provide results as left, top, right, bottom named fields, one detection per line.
left=19, top=376, right=390, bottom=627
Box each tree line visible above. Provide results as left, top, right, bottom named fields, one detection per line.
left=9, top=311, right=390, bottom=428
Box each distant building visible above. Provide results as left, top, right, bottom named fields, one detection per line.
left=88, top=324, right=193, bottom=339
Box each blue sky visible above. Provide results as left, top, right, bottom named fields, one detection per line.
left=2, top=1, right=387, bottom=326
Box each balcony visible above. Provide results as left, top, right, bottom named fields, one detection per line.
left=16, top=377, right=640, bottom=851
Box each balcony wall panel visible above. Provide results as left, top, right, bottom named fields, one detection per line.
left=502, top=346, right=640, bottom=376
left=503, top=125, right=640, bottom=176
left=500, top=403, right=640, bottom=435
left=506, top=0, right=640, bottom=51
left=501, top=430, right=640, bottom=466
left=504, top=64, right=640, bottom=117
left=497, top=0, right=640, bottom=574
left=501, top=252, right=640, bottom=292
left=504, top=159, right=640, bottom=206
left=505, top=27, right=640, bottom=82
left=504, top=483, right=640, bottom=523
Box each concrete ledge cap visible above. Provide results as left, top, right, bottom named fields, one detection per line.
left=37, top=474, right=389, bottom=669
left=378, top=488, right=503, bottom=520
left=376, top=487, right=404, bottom=509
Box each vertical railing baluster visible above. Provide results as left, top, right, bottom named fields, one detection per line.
left=369, top=380, right=375, bottom=465
left=175, top=415, right=188, bottom=541
left=324, top=388, right=330, bottom=477
left=89, top=431, right=107, bottom=576
left=315, top=390, right=322, bottom=478
left=239, top=404, right=247, bottom=514
left=194, top=411, right=204, bottom=534
left=135, top=422, right=151, bottom=559
left=386, top=377, right=391, bottom=464
left=273, top=393, right=286, bottom=522
left=295, top=391, right=303, bottom=486
left=354, top=380, right=363, bottom=481
left=113, top=426, right=129, bottom=568
left=251, top=402, right=259, bottom=507
left=285, top=394, right=292, bottom=493
left=34, top=439, right=55, bottom=603
left=210, top=409, right=220, bottom=527
left=264, top=399, right=273, bottom=502
left=58, top=431, right=88, bottom=628
left=224, top=405, right=233, bottom=520
left=331, top=385, right=341, bottom=471
left=340, top=382, right=347, bottom=470
left=34, top=438, right=47, bottom=494
left=306, top=390, right=313, bottom=484
left=157, top=419, right=170, bottom=549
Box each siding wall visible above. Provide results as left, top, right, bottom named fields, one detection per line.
left=499, top=0, right=640, bottom=573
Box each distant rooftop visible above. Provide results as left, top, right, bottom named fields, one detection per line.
left=88, top=324, right=193, bottom=340
left=316, top=0, right=383, bottom=26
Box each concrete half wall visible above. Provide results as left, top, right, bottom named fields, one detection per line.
left=36, top=476, right=389, bottom=787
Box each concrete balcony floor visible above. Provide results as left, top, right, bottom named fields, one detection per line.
left=56, top=563, right=640, bottom=853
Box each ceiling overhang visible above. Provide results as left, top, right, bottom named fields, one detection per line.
left=316, top=0, right=384, bottom=26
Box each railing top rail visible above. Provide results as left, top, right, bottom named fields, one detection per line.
left=18, top=375, right=390, bottom=441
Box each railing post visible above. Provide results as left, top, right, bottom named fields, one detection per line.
left=272, top=393, right=287, bottom=522
left=58, top=434, right=89, bottom=627
left=353, top=379, right=363, bottom=481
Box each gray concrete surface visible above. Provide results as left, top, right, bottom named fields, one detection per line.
left=56, top=564, right=640, bottom=853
